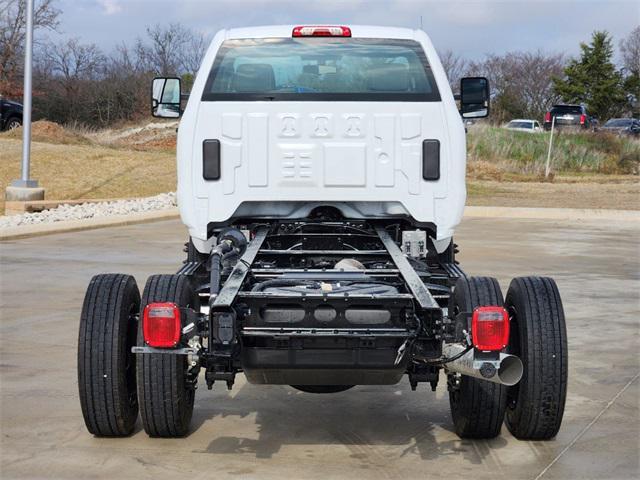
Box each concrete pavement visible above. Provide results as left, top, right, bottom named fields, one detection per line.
left=1, top=217, right=638, bottom=479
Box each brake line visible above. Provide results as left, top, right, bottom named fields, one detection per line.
left=414, top=345, right=472, bottom=366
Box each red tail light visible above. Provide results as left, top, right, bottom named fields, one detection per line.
left=544, top=111, right=551, bottom=123
left=143, top=303, right=181, bottom=348
left=580, top=114, right=586, bottom=125
left=472, top=306, right=509, bottom=351
left=292, top=25, right=351, bottom=37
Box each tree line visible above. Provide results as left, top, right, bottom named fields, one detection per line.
left=441, top=28, right=639, bottom=124
left=1, top=0, right=208, bottom=127
left=1, top=0, right=639, bottom=128
left=30, top=22, right=208, bottom=127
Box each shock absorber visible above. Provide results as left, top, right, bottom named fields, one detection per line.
left=206, top=228, right=248, bottom=391
left=208, top=227, right=248, bottom=308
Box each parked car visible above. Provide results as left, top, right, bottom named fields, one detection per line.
left=544, top=104, right=594, bottom=131
left=504, top=119, right=542, bottom=133
left=78, top=25, right=567, bottom=443
left=0, top=97, right=23, bottom=131
left=601, top=118, right=640, bottom=137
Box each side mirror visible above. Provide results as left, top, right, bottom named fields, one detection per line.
left=460, top=77, right=489, bottom=118
left=151, top=77, right=182, bottom=118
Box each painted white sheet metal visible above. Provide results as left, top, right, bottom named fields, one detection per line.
left=177, top=26, right=466, bottom=250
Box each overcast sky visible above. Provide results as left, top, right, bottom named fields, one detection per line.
left=54, top=0, right=639, bottom=61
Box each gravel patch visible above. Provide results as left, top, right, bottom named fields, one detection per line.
left=0, top=192, right=176, bottom=228
left=89, top=121, right=179, bottom=146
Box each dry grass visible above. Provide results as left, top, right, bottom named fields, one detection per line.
left=0, top=138, right=175, bottom=213
left=0, top=120, right=178, bottom=214
left=467, top=179, right=640, bottom=210
left=3, top=120, right=92, bottom=145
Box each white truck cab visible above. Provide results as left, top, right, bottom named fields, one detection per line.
left=152, top=25, right=489, bottom=254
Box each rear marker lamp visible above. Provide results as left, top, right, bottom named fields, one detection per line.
left=143, top=303, right=181, bottom=348
left=292, top=26, right=352, bottom=37
left=471, top=306, right=509, bottom=351
left=580, top=114, right=586, bottom=125
left=544, top=111, right=551, bottom=123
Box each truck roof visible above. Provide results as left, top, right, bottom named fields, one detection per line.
left=223, top=25, right=425, bottom=41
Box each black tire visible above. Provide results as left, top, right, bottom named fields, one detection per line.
left=448, top=276, right=507, bottom=439
left=5, top=117, right=21, bottom=131
left=78, top=274, right=140, bottom=436
left=137, top=274, right=198, bottom=437
left=291, top=385, right=354, bottom=394
left=504, top=277, right=567, bottom=440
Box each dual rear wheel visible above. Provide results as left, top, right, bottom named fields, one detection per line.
left=78, top=273, right=197, bottom=437
left=78, top=273, right=567, bottom=440
left=449, top=276, right=567, bottom=440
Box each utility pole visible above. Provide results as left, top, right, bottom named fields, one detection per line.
left=545, top=115, right=556, bottom=179
left=6, top=0, right=45, bottom=211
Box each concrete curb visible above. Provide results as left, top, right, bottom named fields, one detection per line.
left=1, top=206, right=638, bottom=241
left=0, top=208, right=179, bottom=241
left=464, top=206, right=640, bottom=222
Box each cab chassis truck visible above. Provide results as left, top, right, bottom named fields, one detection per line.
left=78, top=25, right=567, bottom=440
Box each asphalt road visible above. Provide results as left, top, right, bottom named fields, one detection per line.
left=1, top=216, right=638, bottom=480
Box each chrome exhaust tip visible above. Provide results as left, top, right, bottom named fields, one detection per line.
left=497, top=354, right=524, bottom=386
left=442, top=343, right=523, bottom=386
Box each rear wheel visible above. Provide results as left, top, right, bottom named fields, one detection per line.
left=448, top=276, right=507, bottom=439
left=78, top=274, right=140, bottom=436
left=5, top=117, right=21, bottom=131
left=137, top=274, right=198, bottom=437
left=504, top=277, right=567, bottom=440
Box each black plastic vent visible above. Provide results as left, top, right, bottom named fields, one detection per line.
left=203, top=139, right=220, bottom=180
left=422, top=139, right=440, bottom=181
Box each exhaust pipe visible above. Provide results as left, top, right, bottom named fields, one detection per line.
left=442, top=344, right=523, bottom=386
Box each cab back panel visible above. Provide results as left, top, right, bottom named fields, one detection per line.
left=187, top=101, right=460, bottom=228
left=177, top=27, right=467, bottom=243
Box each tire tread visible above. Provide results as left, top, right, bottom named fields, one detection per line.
left=78, top=274, right=139, bottom=436
left=449, top=276, right=507, bottom=439
left=137, top=274, right=195, bottom=437
left=505, top=276, right=567, bottom=440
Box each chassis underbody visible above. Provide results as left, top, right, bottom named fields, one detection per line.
left=140, top=219, right=470, bottom=392
left=79, top=216, right=567, bottom=440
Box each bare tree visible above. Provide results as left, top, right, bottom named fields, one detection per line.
left=620, top=26, right=640, bottom=115
left=93, top=43, right=152, bottom=126
left=620, top=26, right=640, bottom=74
left=136, top=23, right=190, bottom=76
left=516, top=51, right=565, bottom=119
left=438, top=49, right=467, bottom=93
left=34, top=37, right=105, bottom=124
left=41, top=37, right=104, bottom=83
left=29, top=21, right=210, bottom=127
left=135, top=23, right=209, bottom=78
left=181, top=30, right=209, bottom=76
left=0, top=0, right=59, bottom=95
left=467, top=50, right=564, bottom=122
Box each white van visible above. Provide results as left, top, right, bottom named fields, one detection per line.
left=79, top=26, right=567, bottom=443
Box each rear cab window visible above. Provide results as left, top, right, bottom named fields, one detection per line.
left=604, top=119, right=632, bottom=127
left=508, top=121, right=534, bottom=129
left=551, top=106, right=582, bottom=116
left=202, top=38, right=440, bottom=102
